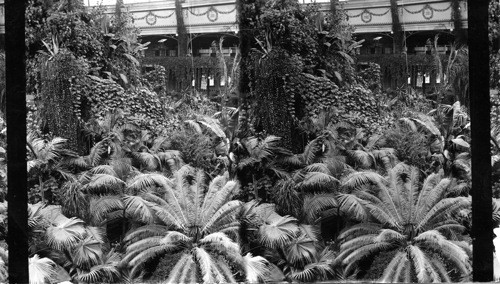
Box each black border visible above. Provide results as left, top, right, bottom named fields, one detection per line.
left=5, top=0, right=28, bottom=282
left=469, top=0, right=493, bottom=281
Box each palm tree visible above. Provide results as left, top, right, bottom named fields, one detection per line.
left=241, top=201, right=337, bottom=282
left=335, top=163, right=472, bottom=282
left=122, top=166, right=270, bottom=283
left=76, top=111, right=184, bottom=175
left=273, top=137, right=340, bottom=217
left=237, top=135, right=291, bottom=200
left=27, top=132, right=74, bottom=203
left=25, top=202, right=120, bottom=283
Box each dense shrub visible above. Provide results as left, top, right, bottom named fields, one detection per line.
left=382, top=124, right=429, bottom=169
left=162, top=128, right=218, bottom=173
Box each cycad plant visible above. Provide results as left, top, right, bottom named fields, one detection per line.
left=122, top=166, right=270, bottom=283
left=335, top=163, right=471, bottom=282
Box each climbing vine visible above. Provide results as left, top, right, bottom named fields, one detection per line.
left=39, top=51, right=88, bottom=152
left=69, top=75, right=168, bottom=133
left=284, top=72, right=388, bottom=134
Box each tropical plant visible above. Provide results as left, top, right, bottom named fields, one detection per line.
left=399, top=102, right=470, bottom=179
left=335, top=163, right=472, bottom=282
left=27, top=132, right=75, bottom=203
left=273, top=136, right=340, bottom=217
left=0, top=244, right=7, bottom=282
left=236, top=135, right=291, bottom=200
left=26, top=202, right=119, bottom=283
left=432, top=36, right=469, bottom=106
left=240, top=201, right=337, bottom=282
left=122, top=166, right=270, bottom=283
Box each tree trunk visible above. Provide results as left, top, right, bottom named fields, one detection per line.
left=451, top=0, right=467, bottom=45
left=237, top=0, right=254, bottom=133
left=175, top=0, right=188, bottom=56
left=114, top=0, right=124, bottom=31
left=39, top=175, right=45, bottom=204
left=389, top=0, right=403, bottom=53
left=330, top=0, right=338, bottom=15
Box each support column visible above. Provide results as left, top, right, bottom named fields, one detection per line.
left=469, top=0, right=493, bottom=281
left=6, top=0, right=29, bottom=282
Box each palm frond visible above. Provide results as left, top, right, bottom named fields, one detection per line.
left=84, top=174, right=124, bottom=194
left=123, top=195, right=156, bottom=224
left=415, top=175, right=451, bottom=222
left=341, top=171, right=385, bottom=192
left=259, top=213, right=299, bottom=249
left=199, top=116, right=227, bottom=139
left=297, top=172, right=339, bottom=192
left=286, top=232, right=316, bottom=266
left=379, top=251, right=407, bottom=282
left=417, top=196, right=470, bottom=231
left=242, top=253, right=270, bottom=283
left=72, top=236, right=102, bottom=269
left=336, top=192, right=369, bottom=221
left=408, top=245, right=441, bottom=282
left=29, top=254, right=56, bottom=284
left=199, top=232, right=240, bottom=256
left=201, top=200, right=242, bottom=235
left=348, top=150, right=375, bottom=168
left=46, top=217, right=86, bottom=251
left=184, top=120, right=203, bottom=134
left=123, top=236, right=180, bottom=268
left=194, top=247, right=218, bottom=284
left=201, top=179, right=239, bottom=225
left=89, top=165, right=118, bottom=176
left=133, top=152, right=161, bottom=171
left=165, top=253, right=195, bottom=284
left=88, top=196, right=123, bottom=225
left=300, top=137, right=324, bottom=165
left=127, top=173, right=173, bottom=194
left=302, top=194, right=338, bottom=223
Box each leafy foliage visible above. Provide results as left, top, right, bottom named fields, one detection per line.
left=335, top=163, right=472, bottom=282
left=122, top=166, right=271, bottom=283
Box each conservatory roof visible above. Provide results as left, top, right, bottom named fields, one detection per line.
left=0, top=0, right=468, bottom=35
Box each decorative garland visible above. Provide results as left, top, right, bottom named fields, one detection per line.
left=132, top=10, right=175, bottom=26
left=188, top=6, right=237, bottom=16
left=188, top=5, right=236, bottom=22
left=347, top=3, right=452, bottom=23
left=404, top=3, right=452, bottom=14
left=347, top=8, right=390, bottom=18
